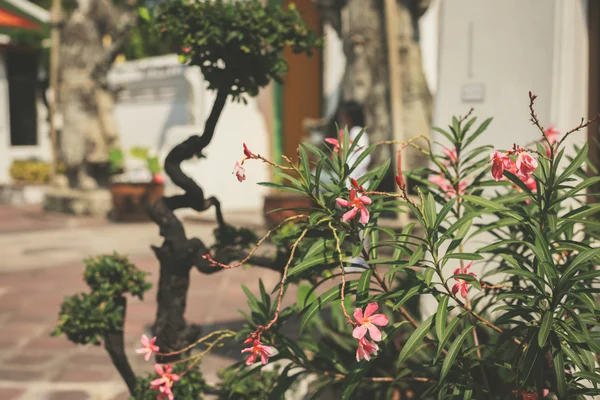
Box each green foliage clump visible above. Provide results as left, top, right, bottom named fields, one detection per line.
left=84, top=253, right=152, bottom=298
left=52, top=293, right=125, bottom=345
left=130, top=363, right=207, bottom=400
left=52, top=253, right=151, bottom=345
left=149, top=0, right=322, bottom=101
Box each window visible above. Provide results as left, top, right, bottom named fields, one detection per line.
left=6, top=51, right=39, bottom=146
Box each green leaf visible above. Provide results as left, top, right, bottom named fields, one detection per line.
left=424, top=193, right=437, bottom=228
left=557, top=143, right=587, bottom=183
left=300, top=281, right=358, bottom=332
left=538, top=311, right=553, bottom=348
left=396, top=315, right=434, bottom=366
left=443, top=253, right=484, bottom=261
left=436, top=312, right=467, bottom=361
left=553, top=347, right=567, bottom=398
left=440, top=325, right=474, bottom=382
left=356, top=269, right=373, bottom=306
left=463, top=117, right=493, bottom=148
left=138, top=7, right=151, bottom=22
left=435, top=198, right=457, bottom=229
left=392, top=285, right=422, bottom=311
left=563, top=247, right=600, bottom=278
left=288, top=252, right=336, bottom=278
left=436, top=296, right=450, bottom=340
left=341, top=362, right=370, bottom=400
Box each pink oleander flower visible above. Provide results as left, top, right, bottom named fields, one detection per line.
left=515, top=152, right=538, bottom=179
left=151, top=364, right=180, bottom=400
left=325, top=129, right=353, bottom=154
left=242, top=338, right=275, bottom=365
left=396, top=148, right=405, bottom=190
left=353, top=302, right=389, bottom=342
left=428, top=174, right=467, bottom=200
left=336, top=188, right=372, bottom=224
left=356, top=336, right=379, bottom=362
left=233, top=161, right=246, bottom=182
left=490, top=151, right=512, bottom=181
left=350, top=178, right=364, bottom=192
left=517, top=389, right=550, bottom=400
left=243, top=143, right=253, bottom=158
left=443, top=146, right=458, bottom=163
left=136, top=334, right=159, bottom=362
left=451, top=261, right=477, bottom=299
left=181, top=46, right=191, bottom=54
left=545, top=124, right=560, bottom=144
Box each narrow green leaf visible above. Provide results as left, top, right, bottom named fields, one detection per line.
left=464, top=117, right=493, bottom=148
left=440, top=325, right=474, bottom=382
left=396, top=315, right=434, bottom=366
left=563, top=247, right=600, bottom=278
left=443, top=253, right=484, bottom=261
left=436, top=296, right=450, bottom=340
left=538, top=311, right=553, bottom=348
left=553, top=347, right=567, bottom=398
left=436, top=312, right=467, bottom=361
left=300, top=281, right=358, bottom=332
left=356, top=269, right=373, bottom=305
left=424, top=193, right=437, bottom=228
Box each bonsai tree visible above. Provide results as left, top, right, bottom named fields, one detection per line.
left=55, top=0, right=321, bottom=398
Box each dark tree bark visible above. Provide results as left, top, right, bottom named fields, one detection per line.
left=149, top=86, right=281, bottom=362
left=104, top=297, right=137, bottom=395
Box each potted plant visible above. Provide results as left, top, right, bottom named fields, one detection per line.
left=108, top=147, right=165, bottom=222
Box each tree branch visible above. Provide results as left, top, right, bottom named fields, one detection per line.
left=104, top=297, right=137, bottom=395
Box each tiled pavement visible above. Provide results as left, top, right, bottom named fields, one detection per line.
left=0, top=204, right=287, bottom=399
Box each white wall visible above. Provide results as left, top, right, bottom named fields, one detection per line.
left=424, top=0, right=589, bottom=318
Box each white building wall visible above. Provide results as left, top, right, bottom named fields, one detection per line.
left=424, top=0, right=589, bottom=318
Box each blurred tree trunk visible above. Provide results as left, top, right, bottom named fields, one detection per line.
left=314, top=0, right=432, bottom=180
left=57, top=0, right=138, bottom=189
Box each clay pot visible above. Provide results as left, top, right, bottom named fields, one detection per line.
left=263, top=192, right=315, bottom=229
left=109, top=182, right=164, bottom=222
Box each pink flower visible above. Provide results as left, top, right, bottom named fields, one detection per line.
left=181, top=47, right=191, bottom=54
left=150, top=364, right=180, bottom=400
left=396, top=149, right=405, bottom=190
left=136, top=335, right=159, bottom=362
left=153, top=174, right=165, bottom=185
left=443, top=146, right=458, bottom=163
left=545, top=125, right=560, bottom=144
left=490, top=151, right=512, bottom=181
left=515, top=152, right=538, bottom=179
left=353, top=302, right=389, bottom=342
left=233, top=161, right=246, bottom=182
left=428, top=174, right=467, bottom=199
left=241, top=338, right=274, bottom=365
left=325, top=129, right=353, bottom=154
left=356, top=336, right=379, bottom=362
left=243, top=143, right=253, bottom=158
left=451, top=261, right=477, bottom=299
left=336, top=188, right=372, bottom=224
left=518, top=389, right=550, bottom=400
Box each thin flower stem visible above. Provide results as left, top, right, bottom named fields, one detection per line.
left=203, top=214, right=307, bottom=269
left=179, top=332, right=234, bottom=376
left=329, top=222, right=356, bottom=325
left=156, top=329, right=236, bottom=358
left=263, top=228, right=309, bottom=331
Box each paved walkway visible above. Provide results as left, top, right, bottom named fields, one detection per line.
left=0, top=205, right=283, bottom=400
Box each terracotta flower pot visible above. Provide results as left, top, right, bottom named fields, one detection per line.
left=109, top=182, right=164, bottom=222
left=263, top=192, right=314, bottom=229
